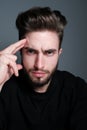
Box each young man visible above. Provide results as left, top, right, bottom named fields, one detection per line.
left=0, top=7, right=87, bottom=130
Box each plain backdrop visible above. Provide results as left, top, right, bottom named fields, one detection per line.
left=0, top=0, right=87, bottom=81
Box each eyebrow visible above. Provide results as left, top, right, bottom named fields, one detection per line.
left=23, top=47, right=38, bottom=52
left=23, top=47, right=57, bottom=53
left=44, top=49, right=57, bottom=52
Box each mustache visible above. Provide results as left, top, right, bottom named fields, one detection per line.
left=29, top=68, right=49, bottom=73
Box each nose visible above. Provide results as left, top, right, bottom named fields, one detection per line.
left=34, top=54, right=44, bottom=70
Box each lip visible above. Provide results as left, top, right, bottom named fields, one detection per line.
left=32, top=71, right=46, bottom=78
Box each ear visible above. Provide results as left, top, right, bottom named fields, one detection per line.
left=58, top=48, right=62, bottom=56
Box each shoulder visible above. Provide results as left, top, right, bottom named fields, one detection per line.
left=55, top=70, right=87, bottom=109
left=55, top=70, right=87, bottom=89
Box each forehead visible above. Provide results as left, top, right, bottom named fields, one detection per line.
left=25, top=31, right=59, bottom=49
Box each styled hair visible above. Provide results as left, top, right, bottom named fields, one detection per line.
left=16, top=7, right=67, bottom=48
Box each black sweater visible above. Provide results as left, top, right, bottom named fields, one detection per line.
left=0, top=70, right=87, bottom=130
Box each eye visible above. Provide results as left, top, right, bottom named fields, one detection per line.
left=27, top=49, right=36, bottom=55
left=45, top=50, right=55, bottom=56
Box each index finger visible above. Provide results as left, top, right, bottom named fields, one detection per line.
left=1, top=39, right=27, bottom=54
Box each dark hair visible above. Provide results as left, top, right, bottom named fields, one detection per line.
left=16, top=7, right=67, bottom=48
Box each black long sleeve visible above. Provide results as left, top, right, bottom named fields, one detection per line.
left=0, top=70, right=87, bottom=130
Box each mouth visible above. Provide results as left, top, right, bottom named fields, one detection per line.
left=31, top=71, right=46, bottom=78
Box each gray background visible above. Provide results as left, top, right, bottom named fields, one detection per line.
left=0, top=0, right=87, bottom=81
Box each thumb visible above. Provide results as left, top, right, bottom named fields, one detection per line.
left=17, top=64, right=23, bottom=70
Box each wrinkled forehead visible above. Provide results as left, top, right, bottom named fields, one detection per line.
left=24, top=31, right=60, bottom=50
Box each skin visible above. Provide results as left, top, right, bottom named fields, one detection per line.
left=0, top=39, right=27, bottom=91
left=0, top=31, right=62, bottom=93
left=22, top=31, right=62, bottom=93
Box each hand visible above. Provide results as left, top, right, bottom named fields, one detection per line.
left=0, top=39, right=26, bottom=90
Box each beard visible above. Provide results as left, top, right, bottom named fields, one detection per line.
left=22, top=63, right=58, bottom=89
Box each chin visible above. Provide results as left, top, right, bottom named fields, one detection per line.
left=28, top=75, right=51, bottom=87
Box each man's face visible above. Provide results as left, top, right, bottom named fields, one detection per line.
left=22, top=31, right=62, bottom=87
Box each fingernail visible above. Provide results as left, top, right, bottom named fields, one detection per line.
left=16, top=72, right=19, bottom=77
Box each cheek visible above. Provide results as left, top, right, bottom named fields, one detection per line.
left=46, top=55, right=58, bottom=69
left=22, top=55, right=35, bottom=69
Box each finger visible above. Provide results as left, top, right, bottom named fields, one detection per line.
left=1, top=39, right=27, bottom=54
left=4, top=54, right=17, bottom=62
left=0, top=54, right=17, bottom=65
left=7, top=67, right=14, bottom=79
left=7, top=64, right=23, bottom=79
left=8, top=60, right=19, bottom=76
left=17, top=64, right=23, bottom=70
